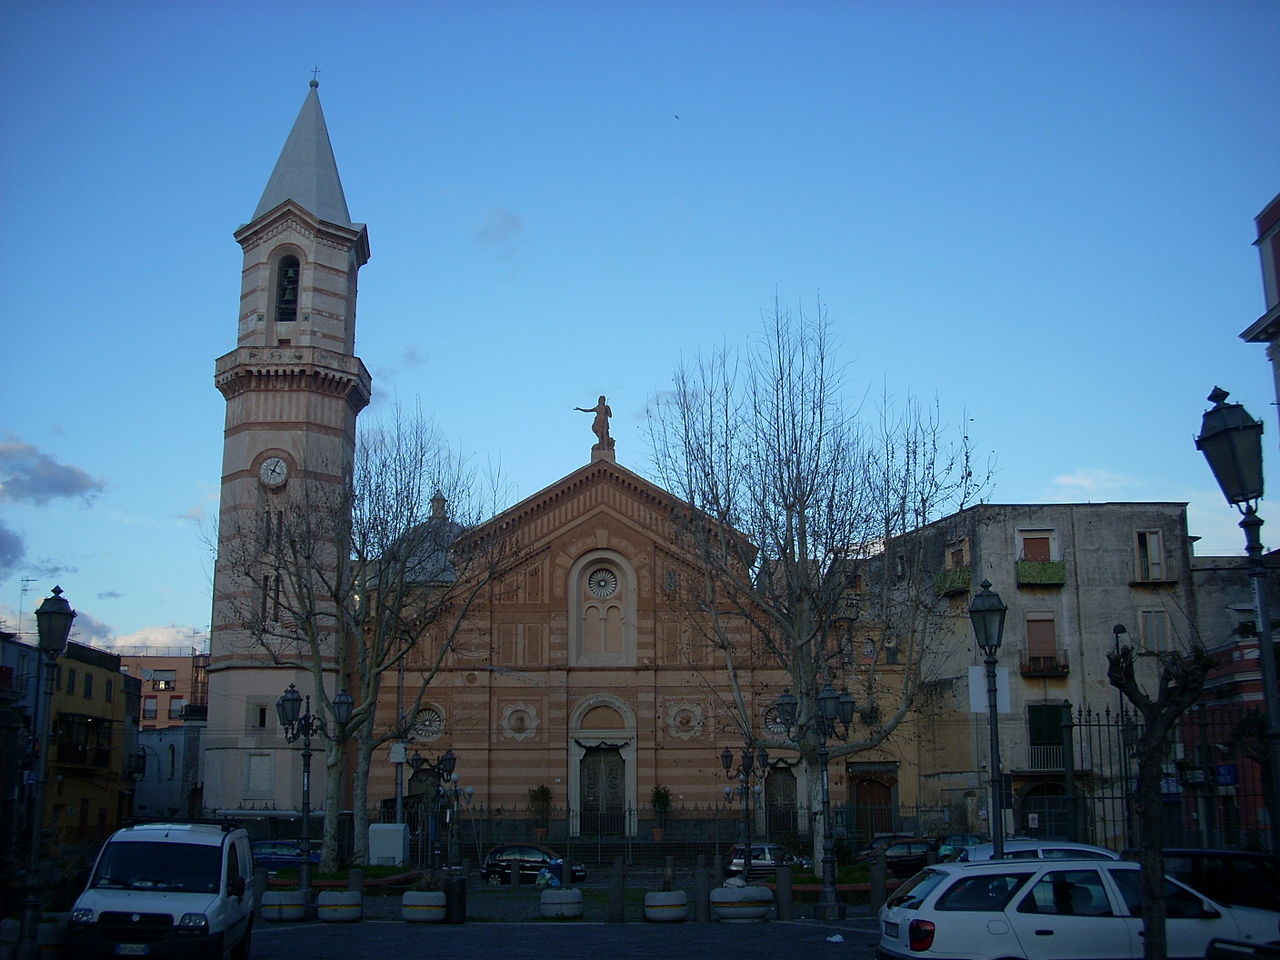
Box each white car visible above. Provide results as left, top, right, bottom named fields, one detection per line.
left=67, top=821, right=256, bottom=959
left=948, top=840, right=1120, bottom=863
left=876, top=859, right=1279, bottom=960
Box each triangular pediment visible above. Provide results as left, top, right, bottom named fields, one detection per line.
left=480, top=458, right=689, bottom=552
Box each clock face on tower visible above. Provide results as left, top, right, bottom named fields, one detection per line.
left=587, top=568, right=619, bottom=598
left=258, top=456, right=289, bottom=489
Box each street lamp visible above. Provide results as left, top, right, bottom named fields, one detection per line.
left=969, top=579, right=1007, bottom=858
left=442, top=773, right=474, bottom=869
left=18, top=587, right=75, bottom=960
left=720, top=743, right=768, bottom=882
left=1197, top=386, right=1280, bottom=855
left=775, top=683, right=855, bottom=921
left=408, top=749, right=457, bottom=869
left=276, top=683, right=354, bottom=907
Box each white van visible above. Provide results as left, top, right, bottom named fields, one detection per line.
left=67, top=821, right=256, bottom=959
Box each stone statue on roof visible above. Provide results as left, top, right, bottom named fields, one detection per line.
left=575, top=395, right=614, bottom=451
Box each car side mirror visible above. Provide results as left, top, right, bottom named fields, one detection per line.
left=229, top=875, right=246, bottom=898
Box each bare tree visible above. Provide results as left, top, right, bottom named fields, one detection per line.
left=225, top=405, right=518, bottom=866
left=1107, top=643, right=1216, bottom=960
left=647, top=299, right=986, bottom=865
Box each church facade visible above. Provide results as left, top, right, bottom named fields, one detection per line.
left=381, top=448, right=802, bottom=829
left=201, top=83, right=909, bottom=834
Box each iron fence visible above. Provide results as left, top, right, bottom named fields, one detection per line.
left=1051, top=702, right=1271, bottom=852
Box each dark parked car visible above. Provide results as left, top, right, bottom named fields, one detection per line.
left=726, top=843, right=810, bottom=881
left=252, top=839, right=321, bottom=871
left=480, top=843, right=586, bottom=885
left=933, top=833, right=989, bottom=861
left=1161, top=848, right=1280, bottom=913
left=852, top=834, right=916, bottom=863
left=881, top=839, right=937, bottom=877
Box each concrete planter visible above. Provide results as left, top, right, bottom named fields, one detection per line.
left=316, top=890, right=363, bottom=922
left=539, top=887, right=583, bottom=919
left=710, top=885, right=773, bottom=922
left=401, top=890, right=446, bottom=923
left=260, top=891, right=307, bottom=922
left=1, top=914, right=70, bottom=957
left=643, top=890, right=688, bottom=922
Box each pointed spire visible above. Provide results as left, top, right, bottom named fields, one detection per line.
left=253, top=80, right=352, bottom=227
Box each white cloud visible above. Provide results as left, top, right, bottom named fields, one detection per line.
left=105, top=624, right=207, bottom=652
left=1046, top=469, right=1137, bottom=495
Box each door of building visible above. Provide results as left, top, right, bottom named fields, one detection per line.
left=580, top=746, right=624, bottom=835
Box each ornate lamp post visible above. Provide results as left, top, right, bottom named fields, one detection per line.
left=1197, top=387, right=1280, bottom=855
left=775, top=683, right=854, bottom=920
left=969, top=579, right=1008, bottom=857
left=443, top=773, right=474, bottom=869
left=408, top=748, right=456, bottom=869
left=276, top=683, right=354, bottom=907
left=18, top=587, right=75, bottom=960
left=720, top=743, right=768, bottom=881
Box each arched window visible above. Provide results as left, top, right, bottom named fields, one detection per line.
left=568, top=551, right=637, bottom=666
left=275, top=255, right=299, bottom=323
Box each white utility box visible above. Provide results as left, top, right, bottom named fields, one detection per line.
left=369, top=823, right=409, bottom=866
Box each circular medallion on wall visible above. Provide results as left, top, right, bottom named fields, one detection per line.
left=665, top=700, right=705, bottom=740
left=586, top=567, right=619, bottom=598
left=409, top=707, right=444, bottom=741
left=763, top=706, right=789, bottom=736
left=501, top=702, right=540, bottom=742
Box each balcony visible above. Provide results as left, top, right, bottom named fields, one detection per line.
left=1020, top=649, right=1069, bottom=677
left=1016, top=560, right=1066, bottom=586
left=934, top=567, right=971, bottom=596
left=1015, top=744, right=1065, bottom=772
left=55, top=743, right=112, bottom=768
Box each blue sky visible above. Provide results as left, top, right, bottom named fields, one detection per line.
left=2, top=1, right=1277, bottom=649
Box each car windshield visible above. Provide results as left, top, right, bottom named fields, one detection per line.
left=92, top=841, right=221, bottom=893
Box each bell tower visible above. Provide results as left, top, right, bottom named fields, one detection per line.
left=203, top=81, right=371, bottom=812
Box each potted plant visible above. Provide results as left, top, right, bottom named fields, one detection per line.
left=649, top=784, right=672, bottom=842
left=528, top=783, right=553, bottom=840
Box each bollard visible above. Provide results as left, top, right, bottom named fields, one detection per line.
left=253, top=867, right=269, bottom=919
left=664, top=855, right=675, bottom=890
left=775, top=865, right=793, bottom=921
left=694, top=855, right=710, bottom=923
left=444, top=871, right=467, bottom=923
left=509, top=860, right=521, bottom=886
left=347, top=867, right=365, bottom=897
left=608, top=856, right=625, bottom=923
left=712, top=853, right=725, bottom=886
left=871, top=854, right=887, bottom=912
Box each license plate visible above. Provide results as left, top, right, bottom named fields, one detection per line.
left=883, top=921, right=900, bottom=938
left=115, top=946, right=149, bottom=956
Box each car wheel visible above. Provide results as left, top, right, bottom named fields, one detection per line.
left=485, top=871, right=505, bottom=886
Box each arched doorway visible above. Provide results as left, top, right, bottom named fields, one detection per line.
left=569, top=696, right=637, bottom=837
